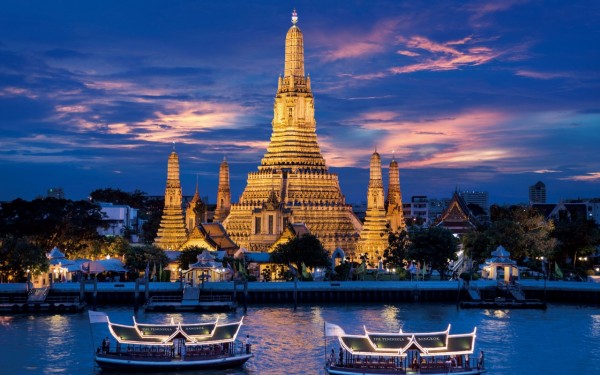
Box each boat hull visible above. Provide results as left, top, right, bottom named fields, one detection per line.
left=95, top=353, right=252, bottom=372
left=326, top=365, right=486, bottom=375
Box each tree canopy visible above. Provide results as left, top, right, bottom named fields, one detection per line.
left=269, top=234, right=330, bottom=279
left=407, top=226, right=458, bottom=279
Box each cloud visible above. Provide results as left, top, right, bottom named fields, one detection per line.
left=390, top=35, right=500, bottom=74
left=561, top=172, right=600, bottom=182
left=515, top=70, right=576, bottom=80
left=319, top=17, right=402, bottom=62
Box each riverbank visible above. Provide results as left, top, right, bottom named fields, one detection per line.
left=1, top=279, right=599, bottom=308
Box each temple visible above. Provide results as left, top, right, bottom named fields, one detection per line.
left=154, top=149, right=189, bottom=250
left=386, top=155, right=405, bottom=232
left=213, top=157, right=231, bottom=223
left=357, top=151, right=389, bottom=262
left=222, top=10, right=362, bottom=252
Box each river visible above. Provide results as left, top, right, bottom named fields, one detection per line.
left=1, top=303, right=599, bottom=374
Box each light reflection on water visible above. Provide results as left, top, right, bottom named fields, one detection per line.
left=1, top=303, right=599, bottom=375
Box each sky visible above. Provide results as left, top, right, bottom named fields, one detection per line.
left=1, top=0, right=599, bottom=205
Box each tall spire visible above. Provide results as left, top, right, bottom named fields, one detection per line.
left=386, top=156, right=406, bottom=231
left=214, top=156, right=231, bottom=223
left=358, top=151, right=388, bottom=263
left=284, top=9, right=304, bottom=79
left=155, top=150, right=188, bottom=250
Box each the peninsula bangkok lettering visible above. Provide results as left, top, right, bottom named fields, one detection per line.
left=372, top=337, right=410, bottom=342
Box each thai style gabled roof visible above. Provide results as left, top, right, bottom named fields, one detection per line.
left=337, top=324, right=476, bottom=357
left=106, top=316, right=243, bottom=346
left=435, top=191, right=480, bottom=234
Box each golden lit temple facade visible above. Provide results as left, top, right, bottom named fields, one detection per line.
left=222, top=10, right=362, bottom=253
left=357, top=152, right=389, bottom=262
left=386, top=156, right=406, bottom=231
left=154, top=150, right=189, bottom=250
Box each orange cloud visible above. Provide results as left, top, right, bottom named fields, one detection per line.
left=562, top=172, right=600, bottom=182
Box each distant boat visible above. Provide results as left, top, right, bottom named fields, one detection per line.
left=324, top=322, right=486, bottom=374
left=89, top=311, right=252, bottom=371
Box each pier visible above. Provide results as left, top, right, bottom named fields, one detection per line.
left=1, top=279, right=599, bottom=311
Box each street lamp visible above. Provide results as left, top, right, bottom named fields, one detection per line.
left=178, top=268, right=183, bottom=287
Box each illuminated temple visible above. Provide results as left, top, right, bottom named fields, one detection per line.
left=154, top=150, right=189, bottom=250
left=222, top=10, right=362, bottom=252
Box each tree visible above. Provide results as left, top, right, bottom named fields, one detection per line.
left=0, top=237, right=49, bottom=282
left=0, top=197, right=106, bottom=258
left=270, top=234, right=330, bottom=280
left=89, top=188, right=147, bottom=208
left=552, top=210, right=600, bottom=270
left=383, top=227, right=410, bottom=269
left=407, top=226, right=458, bottom=279
left=123, top=245, right=169, bottom=277
left=177, top=246, right=211, bottom=270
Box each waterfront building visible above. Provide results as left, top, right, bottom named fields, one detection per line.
left=529, top=181, right=547, bottom=203
left=358, top=151, right=389, bottom=263
left=96, top=202, right=139, bottom=239
left=222, top=10, right=362, bottom=253
left=154, top=150, right=188, bottom=250
left=385, top=156, right=405, bottom=232
left=214, top=156, right=231, bottom=223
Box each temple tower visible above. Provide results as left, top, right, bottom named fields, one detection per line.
left=223, top=10, right=362, bottom=252
left=154, top=150, right=188, bottom=250
left=386, top=156, right=406, bottom=231
left=185, top=177, right=206, bottom=231
left=358, top=151, right=389, bottom=263
left=213, top=157, right=231, bottom=223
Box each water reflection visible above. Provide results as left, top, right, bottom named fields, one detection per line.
left=1, top=304, right=599, bottom=375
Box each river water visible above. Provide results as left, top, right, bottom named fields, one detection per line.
left=1, top=303, right=599, bottom=374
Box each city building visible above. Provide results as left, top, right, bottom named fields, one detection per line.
left=459, top=190, right=489, bottom=213
left=529, top=181, right=547, bottom=204
left=221, top=11, right=362, bottom=253
left=47, top=187, right=65, bottom=199
left=96, top=202, right=139, bottom=239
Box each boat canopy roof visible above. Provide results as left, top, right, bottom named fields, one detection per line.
left=338, top=325, right=477, bottom=357
left=107, top=317, right=243, bottom=346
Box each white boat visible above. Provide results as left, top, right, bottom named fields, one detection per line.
left=324, top=322, right=486, bottom=374
left=89, top=311, right=252, bottom=372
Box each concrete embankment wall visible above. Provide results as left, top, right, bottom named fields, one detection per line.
left=2, top=280, right=599, bottom=306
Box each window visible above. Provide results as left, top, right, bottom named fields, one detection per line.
left=268, top=215, right=274, bottom=234
left=255, top=217, right=261, bottom=234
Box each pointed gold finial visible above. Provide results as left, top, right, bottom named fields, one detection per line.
left=292, top=9, right=298, bottom=25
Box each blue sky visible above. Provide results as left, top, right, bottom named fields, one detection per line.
left=1, top=0, right=599, bottom=205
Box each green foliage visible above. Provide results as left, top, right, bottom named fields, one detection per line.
left=0, top=197, right=106, bottom=258
left=123, top=244, right=169, bottom=274
left=462, top=205, right=556, bottom=264
left=383, top=227, right=410, bottom=269
left=552, top=210, right=600, bottom=267
left=407, top=226, right=458, bottom=279
left=177, top=246, right=210, bottom=270
left=89, top=188, right=148, bottom=208
left=270, top=234, right=330, bottom=278
left=0, top=237, right=49, bottom=282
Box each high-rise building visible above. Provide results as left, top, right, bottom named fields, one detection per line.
left=222, top=10, right=362, bottom=252
left=47, top=187, right=65, bottom=199
left=459, top=190, right=489, bottom=213
left=358, top=151, right=388, bottom=262
left=529, top=181, right=546, bottom=203
left=213, top=156, right=231, bottom=223
left=154, top=150, right=188, bottom=250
